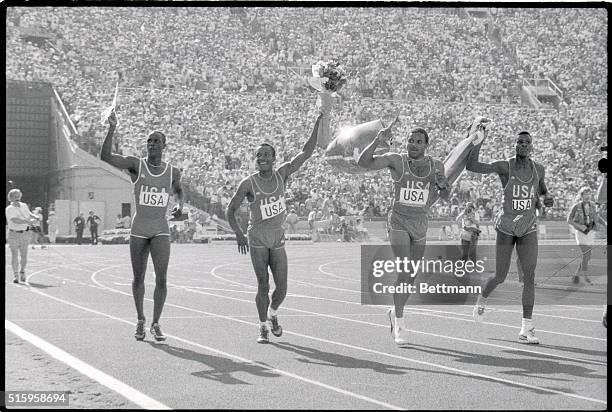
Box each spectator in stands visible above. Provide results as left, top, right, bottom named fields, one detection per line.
left=308, top=207, right=317, bottom=241
left=355, top=217, right=369, bottom=242
left=5, top=7, right=605, bottom=224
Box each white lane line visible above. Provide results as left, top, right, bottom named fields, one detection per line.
left=554, top=304, right=607, bottom=311
left=158, top=282, right=607, bottom=367
left=485, top=308, right=603, bottom=323
left=31, top=259, right=605, bottom=344
left=208, top=261, right=603, bottom=310
left=206, top=264, right=607, bottom=341
left=318, top=259, right=360, bottom=282
left=5, top=320, right=170, bottom=410
left=11, top=284, right=403, bottom=410
left=7, top=313, right=388, bottom=322
left=25, top=261, right=124, bottom=284
left=88, top=272, right=607, bottom=406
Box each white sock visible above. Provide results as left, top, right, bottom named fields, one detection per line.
left=395, top=316, right=406, bottom=329
left=476, top=294, right=487, bottom=307
left=268, top=307, right=277, bottom=318
left=521, top=318, right=533, bottom=332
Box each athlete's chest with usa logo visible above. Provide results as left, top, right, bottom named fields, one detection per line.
left=510, top=181, right=534, bottom=211
left=139, top=185, right=170, bottom=207
left=399, top=180, right=430, bottom=207
left=259, top=195, right=286, bottom=220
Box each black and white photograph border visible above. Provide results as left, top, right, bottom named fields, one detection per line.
left=4, top=2, right=608, bottom=410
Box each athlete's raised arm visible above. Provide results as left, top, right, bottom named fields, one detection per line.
left=433, top=159, right=451, bottom=201
left=278, top=114, right=322, bottom=180
left=226, top=178, right=251, bottom=254
left=100, top=111, right=140, bottom=175
left=358, top=120, right=402, bottom=171
left=465, top=128, right=508, bottom=177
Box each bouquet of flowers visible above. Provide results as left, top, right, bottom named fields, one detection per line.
left=310, top=60, right=348, bottom=93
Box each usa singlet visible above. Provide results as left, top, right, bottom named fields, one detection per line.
left=388, top=155, right=437, bottom=241
left=131, top=158, right=173, bottom=239
left=494, top=158, right=540, bottom=237
left=247, top=171, right=287, bottom=249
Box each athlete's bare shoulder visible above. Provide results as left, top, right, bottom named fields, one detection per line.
left=386, top=151, right=404, bottom=167
left=238, top=175, right=254, bottom=194
left=493, top=158, right=511, bottom=175
left=532, top=161, right=546, bottom=176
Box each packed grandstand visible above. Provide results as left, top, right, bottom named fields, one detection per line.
left=6, top=7, right=607, bottom=226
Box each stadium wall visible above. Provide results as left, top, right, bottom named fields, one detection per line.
left=47, top=86, right=135, bottom=236
left=6, top=81, right=52, bottom=234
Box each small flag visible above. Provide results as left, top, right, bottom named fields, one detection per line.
left=100, top=81, right=119, bottom=125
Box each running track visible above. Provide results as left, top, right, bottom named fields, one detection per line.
left=5, top=242, right=607, bottom=409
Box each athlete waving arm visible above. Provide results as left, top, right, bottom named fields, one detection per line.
left=100, top=111, right=140, bottom=180
left=277, top=114, right=323, bottom=181
left=357, top=122, right=403, bottom=178
left=465, top=127, right=509, bottom=178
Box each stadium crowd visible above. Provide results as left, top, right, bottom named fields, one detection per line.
left=6, top=7, right=607, bottom=223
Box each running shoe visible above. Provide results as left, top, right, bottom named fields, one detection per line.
left=268, top=315, right=283, bottom=337
left=387, top=308, right=409, bottom=346
left=584, top=274, right=593, bottom=285
left=572, top=275, right=580, bottom=284
left=134, top=319, right=146, bottom=341
left=472, top=303, right=486, bottom=322
left=13, top=273, right=19, bottom=284
left=150, top=323, right=167, bottom=342
left=19, top=271, right=26, bottom=283
left=518, top=327, right=540, bottom=344
left=257, top=324, right=270, bottom=344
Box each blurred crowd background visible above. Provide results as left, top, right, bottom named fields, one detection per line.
left=6, top=7, right=607, bottom=226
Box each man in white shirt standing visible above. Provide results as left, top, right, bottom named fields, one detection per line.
left=5, top=189, right=36, bottom=283
left=308, top=208, right=318, bottom=242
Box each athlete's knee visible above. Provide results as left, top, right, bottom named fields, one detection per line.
left=155, top=274, right=167, bottom=289
left=486, top=273, right=506, bottom=289
left=494, top=272, right=509, bottom=284
left=396, top=272, right=415, bottom=286
left=274, top=280, right=287, bottom=298
left=132, top=273, right=145, bottom=286
left=256, top=275, right=270, bottom=295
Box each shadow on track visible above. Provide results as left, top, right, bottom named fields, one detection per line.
left=489, top=338, right=607, bottom=362
left=405, top=343, right=606, bottom=382
left=147, top=342, right=281, bottom=385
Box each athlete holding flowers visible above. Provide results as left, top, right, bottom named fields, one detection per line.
left=226, top=111, right=323, bottom=344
